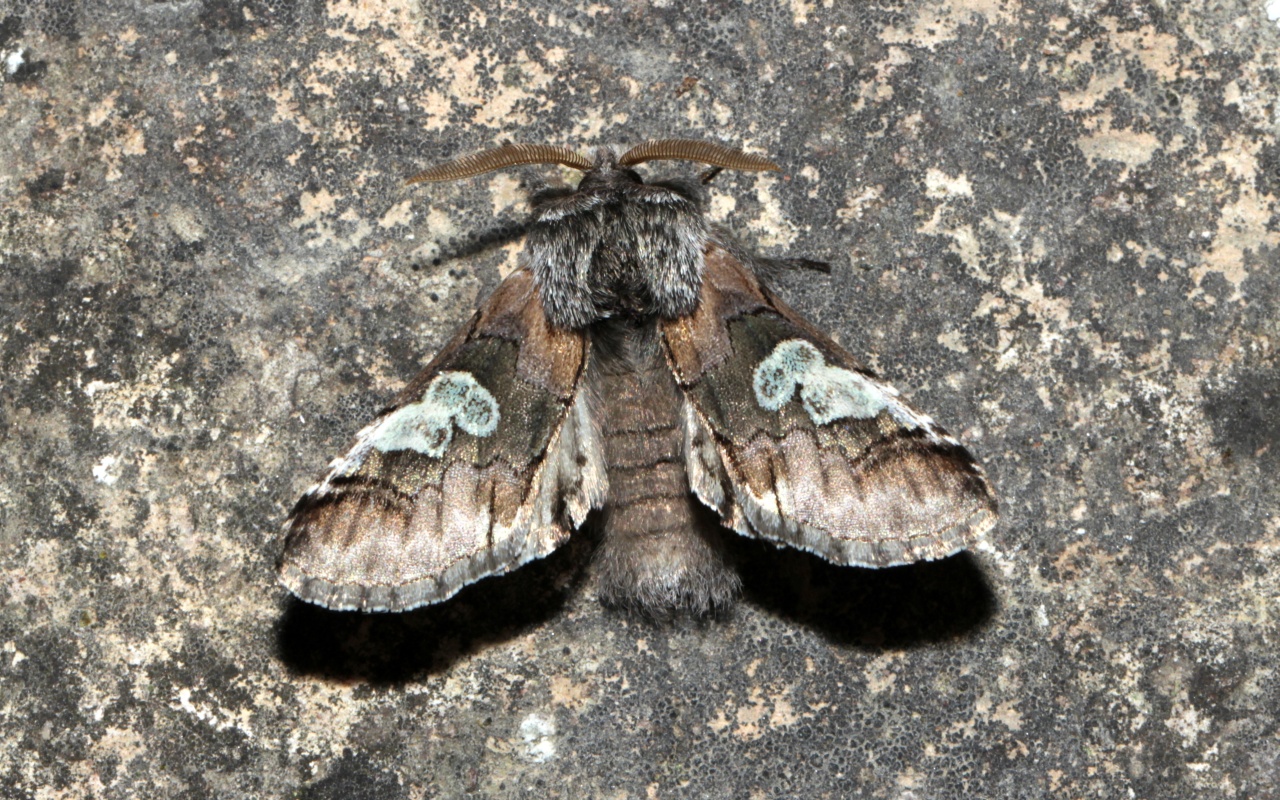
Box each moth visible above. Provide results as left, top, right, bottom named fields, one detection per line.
left=279, top=139, right=998, bottom=614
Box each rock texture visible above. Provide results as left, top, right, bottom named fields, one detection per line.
left=2, top=0, right=1278, bottom=797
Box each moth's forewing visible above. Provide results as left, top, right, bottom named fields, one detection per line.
left=280, top=269, right=606, bottom=612
left=663, top=247, right=997, bottom=568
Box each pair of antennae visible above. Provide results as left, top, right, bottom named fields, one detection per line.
left=406, top=139, right=779, bottom=184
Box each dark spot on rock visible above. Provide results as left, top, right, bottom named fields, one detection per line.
left=1256, top=141, right=1280, bottom=197
left=38, top=0, right=79, bottom=39
left=199, top=0, right=248, bottom=32
left=26, top=168, right=65, bottom=198
left=1203, top=366, right=1280, bottom=464
left=300, top=750, right=406, bottom=800
left=0, top=14, right=21, bottom=48
left=169, top=238, right=207, bottom=262
left=8, top=52, right=48, bottom=84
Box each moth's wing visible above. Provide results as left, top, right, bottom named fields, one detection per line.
left=280, top=268, right=607, bottom=612
left=662, top=246, right=997, bottom=568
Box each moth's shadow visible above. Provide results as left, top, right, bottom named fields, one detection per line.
left=275, top=532, right=996, bottom=683
left=274, top=535, right=592, bottom=684
left=732, top=537, right=996, bottom=647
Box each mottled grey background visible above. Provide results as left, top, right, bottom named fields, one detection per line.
left=2, top=0, right=1278, bottom=797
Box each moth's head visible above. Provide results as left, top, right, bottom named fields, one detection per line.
left=406, top=139, right=779, bottom=191
left=408, top=140, right=781, bottom=328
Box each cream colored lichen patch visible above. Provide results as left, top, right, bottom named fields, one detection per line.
left=569, top=108, right=629, bottom=143
left=952, top=0, right=1020, bottom=26
left=1059, top=65, right=1129, bottom=113
left=303, top=50, right=356, bottom=99
left=1076, top=112, right=1161, bottom=170
left=291, top=189, right=336, bottom=228
left=494, top=240, right=523, bottom=277
left=1105, top=21, right=1183, bottom=81
left=286, top=683, right=366, bottom=756
left=166, top=206, right=207, bottom=244
left=478, top=51, right=559, bottom=128
left=880, top=2, right=961, bottom=50
left=327, top=0, right=419, bottom=38
left=1214, top=132, right=1264, bottom=183
left=549, top=675, right=593, bottom=712
left=987, top=212, right=1075, bottom=353
left=708, top=193, right=737, bottom=224
left=938, top=690, right=1025, bottom=746
left=288, top=189, right=374, bottom=249
left=412, top=88, right=454, bottom=133
left=918, top=213, right=984, bottom=279
left=86, top=353, right=184, bottom=433
left=863, top=652, right=904, bottom=694
left=705, top=680, right=810, bottom=742
left=266, top=84, right=320, bottom=138
left=789, top=0, right=815, bottom=26
left=90, top=726, right=146, bottom=773
left=999, top=263, right=1074, bottom=348
left=836, top=184, right=884, bottom=223
left=749, top=174, right=799, bottom=248
left=99, top=122, right=148, bottom=182
left=378, top=199, right=414, bottom=229
left=4, top=539, right=63, bottom=609
left=400, top=47, right=563, bottom=131
left=172, top=686, right=256, bottom=740
left=1223, top=73, right=1277, bottom=130
left=363, top=38, right=417, bottom=83
left=1190, top=187, right=1277, bottom=301
left=1165, top=701, right=1211, bottom=747
left=488, top=173, right=523, bottom=216
left=975, top=691, right=1024, bottom=732
left=401, top=206, right=465, bottom=270
left=923, top=204, right=1100, bottom=367
left=732, top=687, right=769, bottom=740
left=422, top=206, right=460, bottom=244
left=937, top=328, right=971, bottom=353
left=879, top=0, right=1019, bottom=47
left=86, top=90, right=121, bottom=128
left=921, top=166, right=988, bottom=284
left=473, top=77, right=529, bottom=128
left=925, top=168, right=973, bottom=199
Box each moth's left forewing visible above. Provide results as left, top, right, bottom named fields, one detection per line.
left=664, top=247, right=997, bottom=569
left=280, top=269, right=607, bottom=612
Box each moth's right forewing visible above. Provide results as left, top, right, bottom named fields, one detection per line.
left=664, top=247, right=997, bottom=569
left=280, top=269, right=607, bottom=612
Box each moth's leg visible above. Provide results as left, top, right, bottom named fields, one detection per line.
left=419, top=220, right=527, bottom=267
left=589, top=320, right=740, bottom=615
left=755, top=256, right=833, bottom=275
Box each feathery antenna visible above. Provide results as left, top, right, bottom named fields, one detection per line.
left=618, top=139, right=779, bottom=172
left=406, top=143, right=593, bottom=184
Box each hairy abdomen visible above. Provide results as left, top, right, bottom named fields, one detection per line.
left=590, top=319, right=740, bottom=613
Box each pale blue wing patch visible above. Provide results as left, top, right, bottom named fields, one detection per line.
left=752, top=339, right=825, bottom=411
left=799, top=364, right=890, bottom=424
left=367, top=404, right=455, bottom=457
left=753, top=339, right=890, bottom=425
left=315, top=371, right=500, bottom=489
left=424, top=371, right=500, bottom=438
left=369, top=371, right=500, bottom=457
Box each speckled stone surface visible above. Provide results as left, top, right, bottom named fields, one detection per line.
left=2, top=0, right=1278, bottom=797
